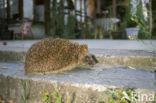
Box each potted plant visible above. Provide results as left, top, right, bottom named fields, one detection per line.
left=125, top=0, right=150, bottom=39
left=125, top=15, right=140, bottom=39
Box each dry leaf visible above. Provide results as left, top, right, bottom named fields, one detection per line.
left=0, top=67, right=7, bottom=69
left=114, top=70, right=118, bottom=73
left=3, top=41, right=7, bottom=46
left=6, top=100, right=14, bottom=103
left=127, top=66, right=136, bottom=70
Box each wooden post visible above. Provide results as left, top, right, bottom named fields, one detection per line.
left=80, top=0, right=82, bottom=22
left=125, top=0, right=129, bottom=6
left=44, top=0, right=50, bottom=35
left=19, top=0, right=23, bottom=20
left=1, top=0, right=5, bottom=18
left=149, top=0, right=152, bottom=39
left=84, top=0, right=87, bottom=21
left=88, top=0, right=95, bottom=17
left=113, top=0, right=116, bottom=18
left=97, top=0, right=101, bottom=14
left=7, top=0, right=10, bottom=23
left=75, top=0, right=77, bottom=16
left=124, top=0, right=130, bottom=22
left=33, top=0, right=36, bottom=23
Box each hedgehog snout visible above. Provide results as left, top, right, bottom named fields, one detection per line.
left=85, top=56, right=96, bottom=66
left=88, top=59, right=96, bottom=65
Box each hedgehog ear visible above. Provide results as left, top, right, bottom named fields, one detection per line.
left=81, top=44, right=88, bottom=50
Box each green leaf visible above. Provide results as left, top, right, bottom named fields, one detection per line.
left=51, top=91, right=57, bottom=98
left=115, top=90, right=123, bottom=98
left=0, top=67, right=8, bottom=70
left=56, top=95, right=62, bottom=103
left=106, top=54, right=111, bottom=57
left=104, top=90, right=111, bottom=95
left=42, top=96, right=48, bottom=102
left=45, top=91, right=50, bottom=96
left=120, top=98, right=128, bottom=103
left=40, top=72, right=45, bottom=75
left=154, top=93, right=156, bottom=102
left=107, top=97, right=115, bottom=103
left=66, top=95, right=71, bottom=103
left=99, top=101, right=105, bottom=103
left=112, top=93, right=117, bottom=100
left=122, top=91, right=130, bottom=101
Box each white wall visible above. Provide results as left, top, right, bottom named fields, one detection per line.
left=0, top=0, right=7, bottom=19
left=23, top=0, right=33, bottom=19
left=10, top=0, right=19, bottom=18
left=35, top=5, right=44, bottom=22
left=50, top=0, right=88, bottom=23
left=74, top=0, right=88, bottom=22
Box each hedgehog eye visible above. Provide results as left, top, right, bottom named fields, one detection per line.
left=85, top=56, right=90, bottom=60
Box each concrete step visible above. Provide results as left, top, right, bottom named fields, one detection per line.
left=0, top=40, right=156, bottom=103
left=0, top=48, right=155, bottom=71
left=0, top=40, right=155, bottom=69
left=0, top=62, right=155, bottom=103
left=0, top=48, right=155, bottom=70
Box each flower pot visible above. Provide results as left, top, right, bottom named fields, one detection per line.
left=126, top=28, right=140, bottom=39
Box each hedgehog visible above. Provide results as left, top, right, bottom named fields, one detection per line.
left=24, top=38, right=96, bottom=75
